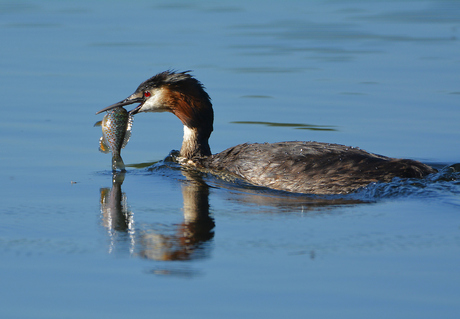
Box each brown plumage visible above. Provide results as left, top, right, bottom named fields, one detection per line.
left=198, top=142, right=435, bottom=194
left=98, top=70, right=437, bottom=195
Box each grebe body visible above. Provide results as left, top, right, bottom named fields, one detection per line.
left=97, top=70, right=436, bottom=195
left=198, top=141, right=434, bottom=194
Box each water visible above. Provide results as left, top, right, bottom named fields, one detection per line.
left=1, top=0, right=460, bottom=318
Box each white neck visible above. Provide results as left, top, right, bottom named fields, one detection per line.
left=180, top=125, right=212, bottom=158
left=183, top=125, right=196, bottom=144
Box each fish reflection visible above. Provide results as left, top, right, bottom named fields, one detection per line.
left=98, top=170, right=215, bottom=262
left=99, top=172, right=135, bottom=254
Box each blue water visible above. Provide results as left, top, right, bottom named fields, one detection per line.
left=1, top=1, right=460, bottom=318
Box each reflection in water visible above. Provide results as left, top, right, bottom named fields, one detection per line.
left=99, top=172, right=135, bottom=254
left=137, top=171, right=215, bottom=261
left=98, top=170, right=215, bottom=264
left=98, top=160, right=459, bottom=277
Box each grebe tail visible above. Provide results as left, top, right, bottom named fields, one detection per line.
left=97, top=70, right=436, bottom=195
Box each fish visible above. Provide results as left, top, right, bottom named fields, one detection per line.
left=96, top=106, right=133, bottom=171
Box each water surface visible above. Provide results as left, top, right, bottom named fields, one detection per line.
left=1, top=1, right=460, bottom=318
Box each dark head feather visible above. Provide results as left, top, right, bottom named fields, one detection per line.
left=135, top=70, right=210, bottom=101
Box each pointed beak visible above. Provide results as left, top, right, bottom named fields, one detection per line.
left=95, top=97, right=144, bottom=115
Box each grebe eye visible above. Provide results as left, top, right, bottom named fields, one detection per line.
left=144, top=91, right=151, bottom=98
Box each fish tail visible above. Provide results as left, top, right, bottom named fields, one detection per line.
left=112, top=153, right=126, bottom=172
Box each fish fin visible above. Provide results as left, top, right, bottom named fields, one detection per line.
left=99, top=188, right=110, bottom=204
left=94, top=120, right=102, bottom=127
left=99, top=137, right=110, bottom=153
left=112, top=154, right=126, bottom=172
left=121, top=115, right=134, bottom=149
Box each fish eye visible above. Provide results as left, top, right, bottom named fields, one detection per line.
left=144, top=91, right=151, bottom=98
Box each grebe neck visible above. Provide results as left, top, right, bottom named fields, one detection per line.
left=180, top=125, right=212, bottom=158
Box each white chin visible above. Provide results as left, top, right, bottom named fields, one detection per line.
left=139, top=98, right=165, bottom=113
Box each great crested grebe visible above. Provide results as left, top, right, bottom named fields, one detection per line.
left=97, top=70, right=436, bottom=195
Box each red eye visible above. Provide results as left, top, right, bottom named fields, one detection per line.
left=144, top=91, right=151, bottom=98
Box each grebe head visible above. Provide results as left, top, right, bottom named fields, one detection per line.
left=97, top=70, right=214, bottom=158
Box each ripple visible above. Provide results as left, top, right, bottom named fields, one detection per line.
left=231, top=120, right=337, bottom=131
left=354, top=166, right=460, bottom=202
